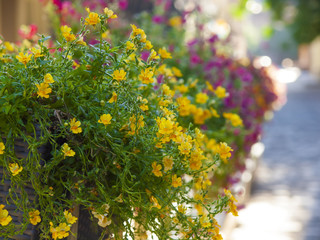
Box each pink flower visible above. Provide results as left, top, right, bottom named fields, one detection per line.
left=164, top=0, right=172, bottom=11
left=18, top=24, right=38, bottom=40
left=155, top=0, right=163, bottom=5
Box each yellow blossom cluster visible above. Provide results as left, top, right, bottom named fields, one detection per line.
left=61, top=25, right=76, bottom=42
left=223, top=112, right=243, bottom=127
left=224, top=189, right=238, bottom=216
left=36, top=73, right=55, bottom=98
left=0, top=205, right=12, bottom=226
left=50, top=210, right=77, bottom=240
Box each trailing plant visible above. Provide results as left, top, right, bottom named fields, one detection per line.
left=0, top=9, right=237, bottom=240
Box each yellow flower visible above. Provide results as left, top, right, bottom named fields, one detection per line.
left=210, top=107, right=220, bottom=118
left=31, top=47, right=43, bottom=58
left=61, top=143, right=75, bottom=159
left=70, top=118, right=82, bottom=134
left=98, top=114, right=112, bottom=126
left=94, top=213, right=112, bottom=227
left=168, top=16, right=182, bottom=27
left=144, top=40, right=153, bottom=50
left=195, top=204, right=204, bottom=216
left=195, top=92, right=209, bottom=104
left=16, top=52, right=32, bottom=67
left=9, top=163, right=23, bottom=176
left=4, top=41, right=14, bottom=52
left=157, top=117, right=174, bottom=135
left=36, top=82, right=52, bottom=98
left=151, top=162, right=162, bottom=177
left=199, top=215, right=211, bottom=228
left=171, top=67, right=183, bottom=77
left=56, top=222, right=70, bottom=239
left=76, top=37, right=87, bottom=46
left=0, top=204, right=12, bottom=226
left=214, top=86, right=227, bottom=98
left=206, top=81, right=214, bottom=92
left=130, top=24, right=147, bottom=42
left=172, top=174, right=182, bottom=188
left=126, top=41, right=136, bottom=51
left=178, top=205, right=187, bottom=214
left=175, top=85, right=188, bottom=94
left=216, top=142, right=233, bottom=163
left=0, top=142, right=5, bottom=154
left=44, top=73, right=54, bottom=84
left=224, top=189, right=238, bottom=216
left=85, top=12, right=100, bottom=26
left=161, top=84, right=175, bottom=97
left=189, top=149, right=205, bottom=170
left=60, top=26, right=76, bottom=42
left=162, top=156, right=173, bottom=171
left=138, top=68, right=154, bottom=84
left=148, top=49, right=160, bottom=61
left=108, top=92, right=118, bottom=103
left=72, top=61, right=80, bottom=69
left=64, top=210, right=77, bottom=225
left=193, top=108, right=211, bottom=125
left=104, top=7, right=118, bottom=19
left=178, top=140, right=192, bottom=155
left=139, top=104, right=149, bottom=111
left=102, top=31, right=109, bottom=39
left=158, top=47, right=172, bottom=59
left=61, top=25, right=71, bottom=34
left=112, top=69, right=126, bottom=82
left=29, top=210, right=41, bottom=225
left=150, top=196, right=161, bottom=209
left=176, top=97, right=192, bottom=116
left=223, top=113, right=243, bottom=127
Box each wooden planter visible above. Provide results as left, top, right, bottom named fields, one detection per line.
left=1, top=127, right=106, bottom=240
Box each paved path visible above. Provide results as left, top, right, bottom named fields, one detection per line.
left=227, top=72, right=320, bottom=240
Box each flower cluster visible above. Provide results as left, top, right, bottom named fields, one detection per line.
left=0, top=9, right=238, bottom=240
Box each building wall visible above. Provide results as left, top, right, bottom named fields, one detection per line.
left=0, top=0, right=49, bottom=42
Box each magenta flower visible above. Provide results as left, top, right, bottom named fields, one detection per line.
left=164, top=0, right=172, bottom=11
left=208, top=34, right=219, bottom=43
left=52, top=0, right=62, bottom=11
left=190, top=53, right=202, bottom=65
left=118, top=0, right=128, bottom=10
left=152, top=15, right=165, bottom=24
left=141, top=51, right=150, bottom=62
left=187, top=39, right=199, bottom=48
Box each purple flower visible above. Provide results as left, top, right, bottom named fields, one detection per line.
left=208, top=34, right=219, bottom=43
left=141, top=51, right=150, bottom=62
left=204, top=60, right=216, bottom=72
left=152, top=15, right=165, bottom=24
left=157, top=75, right=164, bottom=84
left=187, top=39, right=199, bottom=48
left=118, top=0, right=128, bottom=10
left=190, top=53, right=202, bottom=65
left=168, top=44, right=175, bottom=52
left=236, top=67, right=253, bottom=82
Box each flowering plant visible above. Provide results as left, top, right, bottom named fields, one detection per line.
left=0, top=9, right=238, bottom=240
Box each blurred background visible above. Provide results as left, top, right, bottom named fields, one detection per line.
left=1, top=0, right=319, bottom=240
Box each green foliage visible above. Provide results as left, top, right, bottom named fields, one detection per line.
left=0, top=10, right=234, bottom=240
